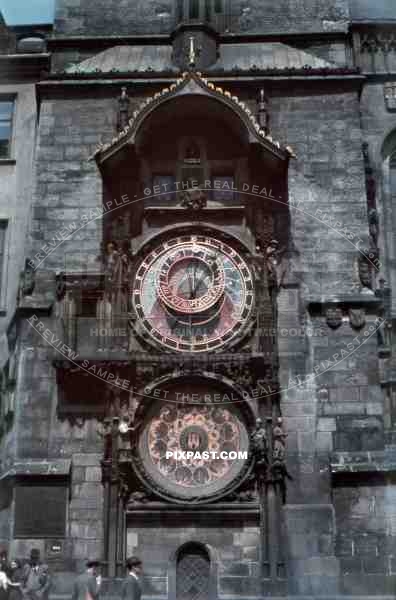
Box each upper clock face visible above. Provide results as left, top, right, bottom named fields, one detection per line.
left=133, top=234, right=255, bottom=352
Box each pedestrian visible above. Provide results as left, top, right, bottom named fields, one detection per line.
left=0, top=565, right=9, bottom=600
left=71, top=560, right=102, bottom=600
left=21, top=550, right=51, bottom=600
left=0, top=551, right=10, bottom=578
left=121, top=557, right=143, bottom=600
left=0, top=561, right=21, bottom=600
left=8, top=561, right=23, bottom=600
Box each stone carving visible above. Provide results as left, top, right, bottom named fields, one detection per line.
left=19, top=259, right=35, bottom=297
left=57, top=290, right=77, bottom=348
left=272, top=417, right=287, bottom=464
left=384, top=82, right=396, bottom=111
left=97, top=241, right=132, bottom=350
left=250, top=418, right=268, bottom=477
left=271, top=417, right=292, bottom=503
left=185, top=35, right=201, bottom=69
left=325, top=306, right=343, bottom=329
left=368, top=208, right=379, bottom=248
left=375, top=278, right=392, bottom=350
left=362, top=142, right=376, bottom=210
left=257, top=88, right=269, bottom=133
left=128, top=490, right=152, bottom=504
left=348, top=308, right=366, bottom=330
left=55, top=271, right=66, bottom=301
left=358, top=253, right=374, bottom=293
left=265, top=239, right=280, bottom=286
left=117, top=87, right=130, bottom=132
left=180, top=187, right=207, bottom=210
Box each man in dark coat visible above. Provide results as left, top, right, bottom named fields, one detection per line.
left=121, top=557, right=142, bottom=600
left=21, top=550, right=50, bottom=600
left=71, top=560, right=102, bottom=600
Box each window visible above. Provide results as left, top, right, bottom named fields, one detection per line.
left=211, top=175, right=235, bottom=202
left=152, top=175, right=177, bottom=204
left=177, top=0, right=184, bottom=21
left=190, top=0, right=200, bottom=19
left=14, top=483, right=68, bottom=538
left=214, top=0, right=223, bottom=13
left=205, top=0, right=211, bottom=20
left=0, top=99, right=14, bottom=159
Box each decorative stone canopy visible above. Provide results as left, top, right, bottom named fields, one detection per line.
left=93, top=71, right=295, bottom=164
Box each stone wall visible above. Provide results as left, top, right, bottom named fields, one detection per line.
left=30, top=95, right=111, bottom=274
left=127, top=521, right=260, bottom=598
left=334, top=482, right=396, bottom=595
left=53, top=0, right=350, bottom=36
left=0, top=81, right=39, bottom=551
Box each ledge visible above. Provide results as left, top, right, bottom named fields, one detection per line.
left=331, top=450, right=396, bottom=475
left=0, top=459, right=71, bottom=480
left=307, top=294, right=382, bottom=312
left=127, top=502, right=260, bottom=518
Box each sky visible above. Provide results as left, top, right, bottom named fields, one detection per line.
left=1, top=0, right=54, bottom=24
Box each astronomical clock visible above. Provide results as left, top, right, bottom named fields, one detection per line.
left=129, top=231, right=258, bottom=504
left=133, top=234, right=255, bottom=353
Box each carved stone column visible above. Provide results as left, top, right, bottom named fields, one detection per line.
left=251, top=415, right=290, bottom=594
left=101, top=416, right=125, bottom=578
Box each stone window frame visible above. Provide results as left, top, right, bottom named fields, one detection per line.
left=0, top=94, right=16, bottom=162
left=169, top=541, right=219, bottom=600
left=13, top=478, right=69, bottom=539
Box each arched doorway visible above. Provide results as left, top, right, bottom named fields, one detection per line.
left=176, top=543, right=211, bottom=600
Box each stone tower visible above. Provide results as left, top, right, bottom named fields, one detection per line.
left=1, top=1, right=396, bottom=599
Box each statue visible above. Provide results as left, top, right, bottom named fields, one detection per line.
left=180, top=187, right=207, bottom=210
left=257, top=88, right=269, bottom=133
left=265, top=240, right=289, bottom=290
left=20, top=258, right=35, bottom=297
left=368, top=208, right=379, bottom=248
left=271, top=417, right=292, bottom=502
left=117, top=87, right=130, bottom=131
left=325, top=306, right=343, bottom=329
left=272, top=417, right=287, bottom=464
left=251, top=418, right=268, bottom=478
left=358, top=253, right=374, bottom=293
left=98, top=241, right=131, bottom=350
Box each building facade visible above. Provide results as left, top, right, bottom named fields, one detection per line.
left=1, top=0, right=396, bottom=598
left=0, top=12, right=50, bottom=540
